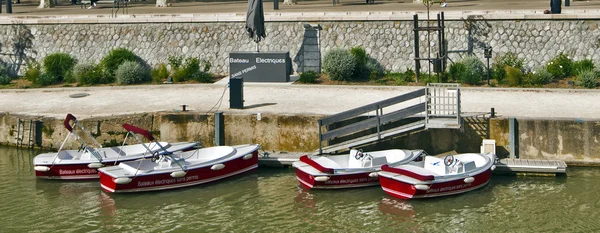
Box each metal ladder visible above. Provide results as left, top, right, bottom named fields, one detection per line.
left=15, top=119, right=34, bottom=149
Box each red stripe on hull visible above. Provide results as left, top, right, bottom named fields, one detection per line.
left=295, top=168, right=379, bottom=189
left=100, top=151, right=258, bottom=193
left=380, top=169, right=492, bottom=199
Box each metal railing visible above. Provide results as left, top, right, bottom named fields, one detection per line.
left=318, top=89, right=427, bottom=154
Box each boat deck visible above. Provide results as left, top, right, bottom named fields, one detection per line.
left=259, top=154, right=568, bottom=175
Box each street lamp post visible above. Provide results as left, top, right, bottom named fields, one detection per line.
left=484, top=46, right=493, bottom=86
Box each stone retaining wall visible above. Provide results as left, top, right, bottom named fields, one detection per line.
left=1, top=16, right=600, bottom=75
left=1, top=112, right=599, bottom=165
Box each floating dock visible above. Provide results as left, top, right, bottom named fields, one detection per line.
left=494, top=158, right=567, bottom=175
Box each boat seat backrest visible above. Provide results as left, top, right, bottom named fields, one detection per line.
left=463, top=161, right=477, bottom=172
left=362, top=155, right=387, bottom=167
left=424, top=156, right=448, bottom=175
left=348, top=149, right=363, bottom=168
left=154, top=159, right=172, bottom=169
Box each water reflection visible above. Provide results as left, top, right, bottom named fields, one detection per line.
left=378, top=197, right=415, bottom=219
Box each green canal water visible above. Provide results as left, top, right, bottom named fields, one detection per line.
left=1, top=146, right=599, bottom=232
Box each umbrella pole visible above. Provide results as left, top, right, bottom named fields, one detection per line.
left=255, top=42, right=259, bottom=52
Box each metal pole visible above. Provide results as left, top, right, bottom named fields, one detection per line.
left=490, top=108, right=495, bottom=118
left=487, top=57, right=490, bottom=85
left=214, top=112, right=224, bottom=146
left=0, top=0, right=3, bottom=14
left=318, top=121, right=323, bottom=155
left=28, top=120, right=33, bottom=148
left=274, top=0, right=278, bottom=10
left=509, top=117, right=518, bottom=159
left=16, top=119, right=21, bottom=147
left=376, top=105, right=381, bottom=141
left=413, top=14, right=420, bottom=82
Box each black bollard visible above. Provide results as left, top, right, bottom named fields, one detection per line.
left=565, top=0, right=570, bottom=6
left=6, top=0, right=12, bottom=14
left=0, top=0, right=3, bottom=14
left=274, top=0, right=278, bottom=10
left=550, top=0, right=561, bottom=14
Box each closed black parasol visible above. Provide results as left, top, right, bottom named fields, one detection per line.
left=245, top=0, right=266, bottom=51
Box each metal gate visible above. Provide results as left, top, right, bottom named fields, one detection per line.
left=425, top=83, right=461, bottom=129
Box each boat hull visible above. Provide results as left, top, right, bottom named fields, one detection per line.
left=33, top=142, right=199, bottom=180
left=295, top=168, right=379, bottom=189
left=35, top=162, right=129, bottom=180
left=379, top=169, right=492, bottom=199
left=99, top=150, right=259, bottom=193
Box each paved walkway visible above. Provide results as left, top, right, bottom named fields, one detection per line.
left=1, top=0, right=598, bottom=17
left=1, top=80, right=598, bottom=120
left=0, top=0, right=598, bottom=120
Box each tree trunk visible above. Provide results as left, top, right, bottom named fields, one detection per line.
left=283, top=0, right=296, bottom=5
left=156, top=0, right=169, bottom=7
left=39, top=0, right=55, bottom=8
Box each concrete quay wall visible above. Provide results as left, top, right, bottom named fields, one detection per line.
left=1, top=13, right=600, bottom=74
left=1, top=112, right=598, bottom=165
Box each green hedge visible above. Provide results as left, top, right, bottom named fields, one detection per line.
left=100, top=48, right=139, bottom=82
left=42, top=53, right=76, bottom=83
left=115, top=61, right=150, bottom=85
left=323, top=48, right=356, bottom=81
left=73, top=63, right=104, bottom=85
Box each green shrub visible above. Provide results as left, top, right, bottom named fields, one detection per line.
left=191, top=71, right=213, bottom=83
left=115, top=61, right=150, bottom=85
left=418, top=73, right=439, bottom=84
left=35, top=73, right=59, bottom=86
left=63, top=69, right=76, bottom=84
left=168, top=55, right=183, bottom=71
left=323, top=48, right=356, bottom=81
left=384, top=69, right=414, bottom=85
left=172, top=57, right=201, bottom=82
left=524, top=66, right=553, bottom=85
left=577, top=69, right=598, bottom=88
left=298, top=71, right=318, bottom=83
left=0, top=75, right=11, bottom=85
left=458, top=56, right=485, bottom=85
left=73, top=63, right=104, bottom=85
left=151, top=63, right=169, bottom=83
left=572, top=59, right=595, bottom=75
left=366, top=58, right=384, bottom=80
left=545, top=53, right=573, bottom=79
left=0, top=62, right=9, bottom=77
left=100, top=48, right=138, bottom=81
left=448, top=62, right=467, bottom=82
left=42, top=53, right=76, bottom=83
left=491, top=52, right=524, bottom=82
left=24, top=62, right=41, bottom=83
left=504, top=66, right=523, bottom=86
left=527, top=67, right=554, bottom=85
left=350, top=46, right=369, bottom=80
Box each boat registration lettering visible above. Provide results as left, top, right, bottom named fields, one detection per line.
left=59, top=169, right=97, bottom=175
left=324, top=177, right=377, bottom=184
left=426, top=183, right=472, bottom=193
left=137, top=175, right=200, bottom=187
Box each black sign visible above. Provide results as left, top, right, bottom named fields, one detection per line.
left=229, top=51, right=291, bottom=82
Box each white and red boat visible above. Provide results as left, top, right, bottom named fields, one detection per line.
left=33, top=114, right=199, bottom=180
left=378, top=152, right=496, bottom=199
left=293, top=149, right=424, bottom=189
left=98, top=125, right=261, bottom=193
